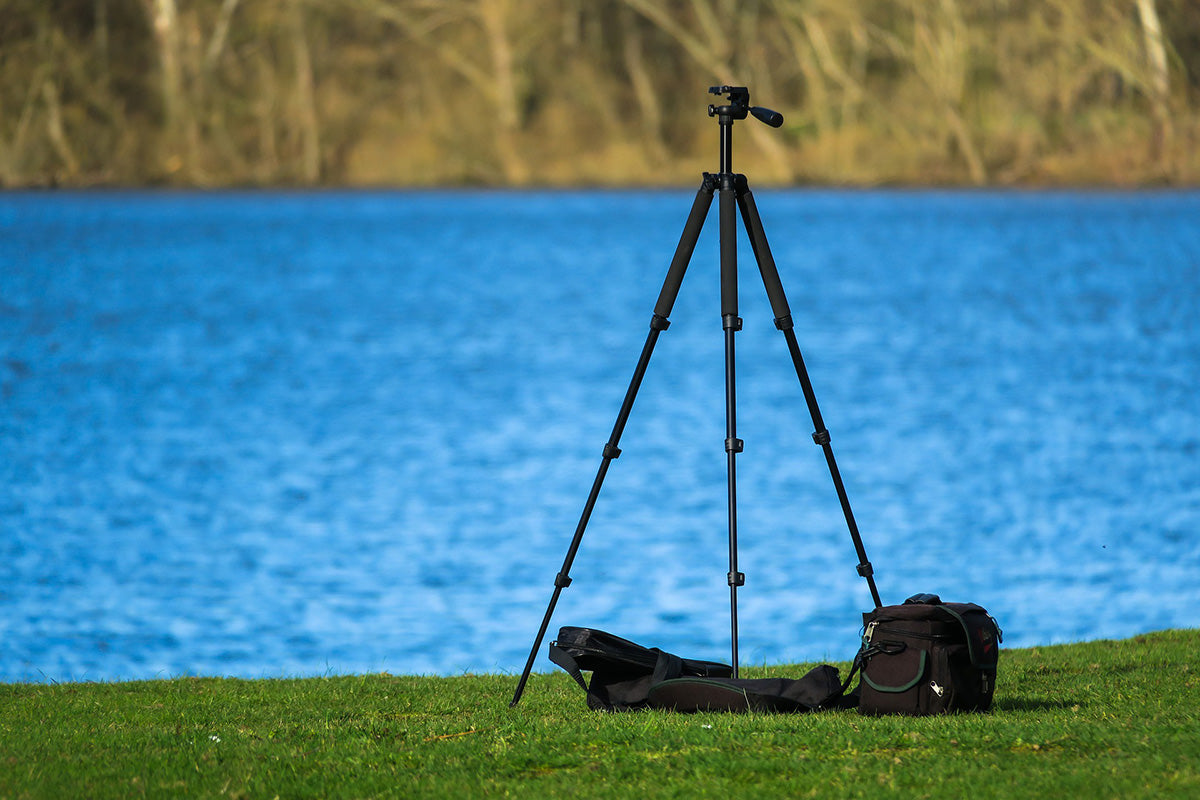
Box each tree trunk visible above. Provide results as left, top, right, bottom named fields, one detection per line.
left=1135, top=0, right=1172, bottom=167
left=94, top=0, right=110, bottom=86
left=622, top=9, right=667, bottom=165
left=945, top=104, right=986, bottom=186
left=908, top=0, right=987, bottom=185
left=143, top=0, right=188, bottom=176
left=42, top=79, right=80, bottom=179
left=0, top=63, right=47, bottom=186
left=478, top=0, right=529, bottom=184
left=204, top=0, right=241, bottom=72
left=288, top=0, right=321, bottom=184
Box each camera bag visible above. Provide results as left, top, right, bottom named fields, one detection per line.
left=855, top=594, right=1002, bottom=716
left=549, top=627, right=733, bottom=711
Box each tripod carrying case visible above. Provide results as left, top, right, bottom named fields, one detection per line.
left=549, top=627, right=734, bottom=711
left=549, top=626, right=851, bottom=713
left=855, top=595, right=1002, bottom=716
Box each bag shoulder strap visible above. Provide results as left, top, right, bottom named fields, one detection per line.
left=548, top=642, right=588, bottom=692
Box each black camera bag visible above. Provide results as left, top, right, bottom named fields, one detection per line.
left=855, top=595, right=1002, bottom=716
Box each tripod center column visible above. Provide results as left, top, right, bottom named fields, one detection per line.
left=717, top=111, right=737, bottom=320
left=717, top=111, right=743, bottom=677
left=720, top=115, right=734, bottom=176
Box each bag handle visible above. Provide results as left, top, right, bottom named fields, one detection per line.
left=550, top=643, right=686, bottom=695
left=548, top=642, right=589, bottom=692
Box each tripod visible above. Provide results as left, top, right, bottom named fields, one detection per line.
left=510, top=87, right=882, bottom=707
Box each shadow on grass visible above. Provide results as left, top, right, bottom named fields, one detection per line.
left=993, top=697, right=1081, bottom=712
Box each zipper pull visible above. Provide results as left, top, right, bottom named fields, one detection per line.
left=863, top=621, right=877, bottom=645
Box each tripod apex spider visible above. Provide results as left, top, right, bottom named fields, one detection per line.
left=509, top=86, right=882, bottom=708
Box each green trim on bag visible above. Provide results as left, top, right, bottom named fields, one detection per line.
left=863, top=650, right=927, bottom=693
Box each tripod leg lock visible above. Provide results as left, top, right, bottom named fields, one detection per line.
left=728, top=571, right=746, bottom=587
left=602, top=443, right=622, bottom=459
left=650, top=314, right=671, bottom=331
left=554, top=572, right=573, bottom=588
left=856, top=562, right=874, bottom=579
left=812, top=429, right=831, bottom=446
left=723, top=315, right=743, bottom=331
left=725, top=437, right=744, bottom=453
left=774, top=315, right=794, bottom=331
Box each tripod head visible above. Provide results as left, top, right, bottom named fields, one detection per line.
left=707, top=85, right=783, bottom=174
left=708, top=85, right=784, bottom=128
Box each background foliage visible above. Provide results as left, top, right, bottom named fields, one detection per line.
left=3, top=0, right=1199, bottom=187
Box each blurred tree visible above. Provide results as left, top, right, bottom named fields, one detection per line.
left=359, top=0, right=545, bottom=183
left=621, top=0, right=795, bottom=180
left=0, top=0, right=1196, bottom=186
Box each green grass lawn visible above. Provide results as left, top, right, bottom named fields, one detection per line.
left=2, top=629, right=1197, bottom=799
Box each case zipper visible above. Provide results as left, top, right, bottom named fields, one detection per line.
left=872, top=625, right=957, bottom=642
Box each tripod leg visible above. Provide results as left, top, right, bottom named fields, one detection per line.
left=509, top=177, right=716, bottom=707
left=735, top=176, right=883, bottom=609
left=719, top=174, right=745, bottom=678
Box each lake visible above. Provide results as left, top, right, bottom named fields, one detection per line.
left=1, top=188, right=1197, bottom=683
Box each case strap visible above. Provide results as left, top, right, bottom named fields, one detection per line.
left=548, top=642, right=589, bottom=692
left=651, top=649, right=684, bottom=685
left=549, top=643, right=685, bottom=697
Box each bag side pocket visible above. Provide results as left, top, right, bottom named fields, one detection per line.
left=860, top=642, right=928, bottom=716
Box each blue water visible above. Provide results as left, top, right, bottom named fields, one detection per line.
left=1, top=189, right=1197, bottom=683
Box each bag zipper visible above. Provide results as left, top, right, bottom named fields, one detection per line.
left=871, top=625, right=957, bottom=642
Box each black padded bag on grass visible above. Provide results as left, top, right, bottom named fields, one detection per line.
left=648, top=665, right=848, bottom=713
left=550, top=627, right=852, bottom=713
left=549, top=627, right=733, bottom=711
left=856, top=596, right=1002, bottom=716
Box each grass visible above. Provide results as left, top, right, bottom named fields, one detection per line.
left=1, top=630, right=1197, bottom=799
